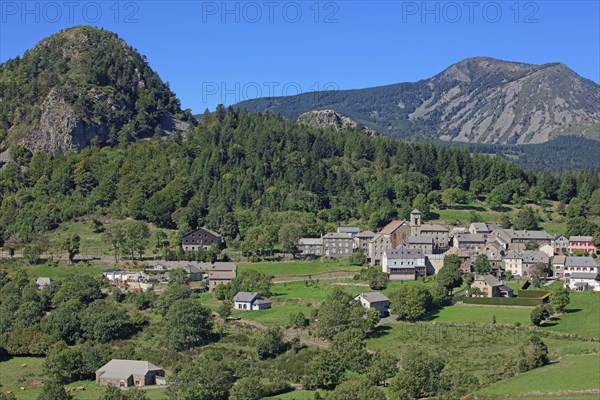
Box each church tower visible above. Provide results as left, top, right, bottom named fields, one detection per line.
left=410, top=209, right=422, bottom=236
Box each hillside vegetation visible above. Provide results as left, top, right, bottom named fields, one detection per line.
left=2, top=107, right=600, bottom=247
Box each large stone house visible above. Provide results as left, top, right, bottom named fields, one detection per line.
left=568, top=236, right=597, bottom=255
left=454, top=233, right=486, bottom=255
left=417, top=225, right=449, bottom=251
left=208, top=263, right=237, bottom=292
left=468, top=222, right=500, bottom=239
left=182, top=227, right=222, bottom=252
left=381, top=219, right=411, bottom=249
left=407, top=236, right=434, bottom=254
left=233, top=292, right=272, bottom=310
left=553, top=235, right=569, bottom=255
left=489, top=229, right=553, bottom=250
left=96, top=360, right=165, bottom=387
left=323, top=232, right=353, bottom=258
left=337, top=226, right=361, bottom=237
left=382, top=246, right=427, bottom=281
left=298, top=238, right=323, bottom=256
left=484, top=242, right=506, bottom=274
left=503, top=250, right=550, bottom=277
left=553, top=255, right=567, bottom=280
left=470, top=275, right=514, bottom=298
left=355, top=292, right=390, bottom=317
left=368, top=233, right=391, bottom=266
left=444, top=247, right=471, bottom=273
left=354, top=230, right=376, bottom=253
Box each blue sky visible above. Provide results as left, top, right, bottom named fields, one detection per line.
left=1, top=1, right=599, bottom=113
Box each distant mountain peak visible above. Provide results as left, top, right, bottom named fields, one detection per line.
left=233, top=57, right=600, bottom=145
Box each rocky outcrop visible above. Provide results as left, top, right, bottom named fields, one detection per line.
left=23, top=89, right=109, bottom=154
left=297, top=109, right=378, bottom=136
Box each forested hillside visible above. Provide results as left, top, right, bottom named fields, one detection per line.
left=439, top=136, right=600, bottom=173
left=0, top=26, right=194, bottom=154
left=2, top=107, right=599, bottom=247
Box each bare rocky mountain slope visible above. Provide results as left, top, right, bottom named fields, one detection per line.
left=233, top=57, right=600, bottom=145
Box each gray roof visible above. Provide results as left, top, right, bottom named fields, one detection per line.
left=253, top=299, right=272, bottom=305
left=486, top=223, right=501, bottom=231
left=408, top=236, right=433, bottom=244
left=470, top=223, right=490, bottom=233
left=569, top=236, right=594, bottom=242
left=96, top=359, right=163, bottom=379
left=419, top=224, right=447, bottom=232
left=411, top=209, right=421, bottom=214
left=323, top=232, right=352, bottom=239
left=513, top=230, right=553, bottom=241
left=356, top=292, right=389, bottom=303
left=355, top=230, right=376, bottom=238
left=337, top=227, right=360, bottom=234
left=233, top=292, right=261, bottom=302
left=206, top=262, right=237, bottom=272
left=565, top=257, right=599, bottom=268
left=474, top=274, right=502, bottom=287
left=504, top=250, right=549, bottom=264
left=553, top=255, right=567, bottom=265
left=36, top=277, right=51, bottom=287
left=385, top=247, right=423, bottom=260
left=299, top=238, right=323, bottom=245
left=174, top=265, right=202, bottom=274
left=456, top=233, right=486, bottom=243
left=569, top=272, right=600, bottom=280
left=209, top=270, right=236, bottom=280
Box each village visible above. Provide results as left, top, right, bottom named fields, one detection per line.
left=91, top=209, right=598, bottom=302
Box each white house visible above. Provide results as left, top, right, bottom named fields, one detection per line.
left=355, top=292, right=390, bottom=317
left=382, top=246, right=427, bottom=281
left=103, top=270, right=146, bottom=282
left=233, top=292, right=272, bottom=311
left=563, top=256, right=599, bottom=277
left=566, top=272, right=600, bottom=291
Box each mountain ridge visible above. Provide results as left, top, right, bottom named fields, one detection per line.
left=232, top=57, right=600, bottom=145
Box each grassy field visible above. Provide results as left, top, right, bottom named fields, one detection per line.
left=430, top=305, right=532, bottom=325
left=367, top=322, right=599, bottom=385
left=542, top=292, right=600, bottom=338
left=238, top=260, right=363, bottom=278
left=540, top=222, right=567, bottom=236
left=0, top=260, right=107, bottom=280
left=43, top=218, right=175, bottom=256
left=434, top=208, right=504, bottom=223
left=227, top=277, right=437, bottom=326
left=0, top=357, right=168, bottom=399
left=476, top=354, right=600, bottom=398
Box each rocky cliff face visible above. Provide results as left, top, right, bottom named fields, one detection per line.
left=297, top=109, right=378, bottom=136
left=233, top=57, right=600, bottom=145
left=22, top=89, right=109, bottom=153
